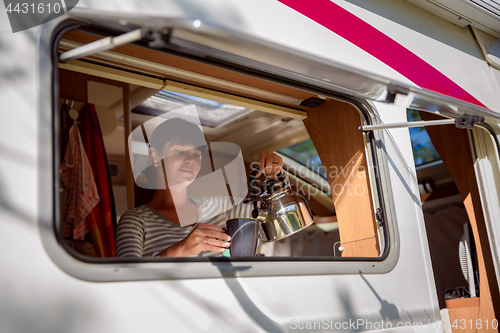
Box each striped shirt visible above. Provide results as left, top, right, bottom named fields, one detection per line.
left=115, top=197, right=252, bottom=257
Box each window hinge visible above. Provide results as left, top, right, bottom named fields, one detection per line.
left=144, top=27, right=173, bottom=49
left=376, top=208, right=384, bottom=227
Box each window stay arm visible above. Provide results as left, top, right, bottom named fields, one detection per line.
left=59, top=28, right=144, bottom=62
left=359, top=114, right=484, bottom=132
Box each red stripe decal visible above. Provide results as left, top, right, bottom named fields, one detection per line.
left=278, top=0, right=486, bottom=107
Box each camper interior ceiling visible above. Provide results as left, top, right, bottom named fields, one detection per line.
left=2, top=0, right=500, bottom=332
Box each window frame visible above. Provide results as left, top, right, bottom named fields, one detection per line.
left=37, top=16, right=400, bottom=282
left=471, top=123, right=500, bottom=289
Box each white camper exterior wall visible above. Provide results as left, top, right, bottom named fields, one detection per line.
left=231, top=0, right=499, bottom=111
left=336, top=0, right=500, bottom=111
left=2, top=0, right=500, bottom=332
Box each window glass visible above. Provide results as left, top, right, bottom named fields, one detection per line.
left=58, top=88, right=385, bottom=259
left=407, top=110, right=479, bottom=309
left=407, top=109, right=440, bottom=166
left=133, top=90, right=253, bottom=128
left=278, top=139, right=326, bottom=178
left=55, top=27, right=387, bottom=264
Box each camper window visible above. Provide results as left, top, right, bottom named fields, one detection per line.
left=408, top=108, right=500, bottom=313
left=38, top=18, right=399, bottom=280
left=57, top=82, right=386, bottom=259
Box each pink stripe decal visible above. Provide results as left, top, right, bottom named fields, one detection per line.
left=278, top=0, right=486, bottom=107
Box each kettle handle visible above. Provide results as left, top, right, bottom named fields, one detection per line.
left=246, top=168, right=285, bottom=202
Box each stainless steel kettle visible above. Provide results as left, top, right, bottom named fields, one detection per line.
left=244, top=168, right=315, bottom=242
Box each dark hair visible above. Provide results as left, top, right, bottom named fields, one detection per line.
left=149, top=118, right=206, bottom=152
left=135, top=118, right=207, bottom=206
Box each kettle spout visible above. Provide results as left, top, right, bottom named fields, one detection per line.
left=252, top=207, right=268, bottom=220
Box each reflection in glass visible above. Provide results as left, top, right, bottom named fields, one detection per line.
left=407, top=109, right=440, bottom=166
left=279, top=139, right=326, bottom=178
left=133, top=90, right=253, bottom=128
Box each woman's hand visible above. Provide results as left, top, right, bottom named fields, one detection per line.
left=157, top=223, right=231, bottom=257
left=256, top=151, right=284, bottom=179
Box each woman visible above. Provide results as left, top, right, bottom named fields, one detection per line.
left=115, top=118, right=283, bottom=257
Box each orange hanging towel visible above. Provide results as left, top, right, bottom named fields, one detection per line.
left=60, top=124, right=100, bottom=240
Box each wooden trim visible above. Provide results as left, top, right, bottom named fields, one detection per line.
left=123, top=84, right=135, bottom=209
left=446, top=299, right=481, bottom=333
left=446, top=297, right=481, bottom=309
left=61, top=30, right=316, bottom=101
left=59, top=42, right=310, bottom=113
left=58, top=48, right=309, bottom=119
left=59, top=68, right=88, bottom=103
left=304, top=99, right=379, bottom=257
left=60, top=68, right=126, bottom=88
left=314, top=216, right=338, bottom=224
left=420, top=112, right=500, bottom=330
left=59, top=60, right=164, bottom=89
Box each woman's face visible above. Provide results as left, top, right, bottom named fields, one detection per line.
left=160, top=141, right=202, bottom=187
